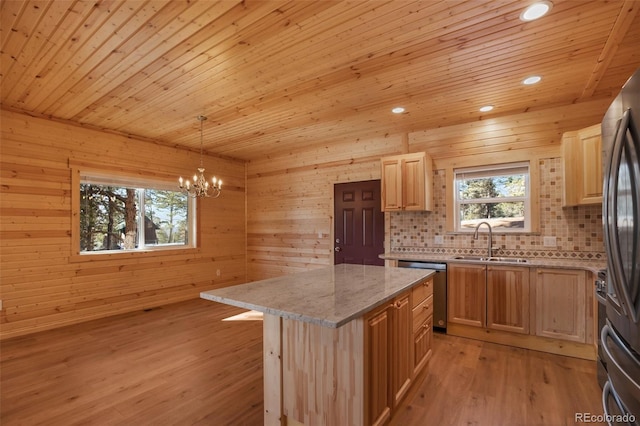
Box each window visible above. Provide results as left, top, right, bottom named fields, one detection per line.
left=454, top=162, right=530, bottom=232
left=79, top=173, right=195, bottom=253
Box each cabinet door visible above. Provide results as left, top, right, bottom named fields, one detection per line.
left=562, top=124, right=602, bottom=206
left=578, top=125, right=602, bottom=203
left=365, top=306, right=392, bottom=426
left=447, top=263, right=486, bottom=327
left=402, top=155, right=425, bottom=211
left=390, top=292, right=413, bottom=407
left=381, top=158, right=403, bottom=211
left=487, top=266, right=530, bottom=334
left=533, top=268, right=587, bottom=343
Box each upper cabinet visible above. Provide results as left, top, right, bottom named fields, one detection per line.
left=381, top=152, right=433, bottom=211
left=562, top=124, right=603, bottom=206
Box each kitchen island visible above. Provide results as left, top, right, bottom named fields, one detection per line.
left=200, top=264, right=435, bottom=426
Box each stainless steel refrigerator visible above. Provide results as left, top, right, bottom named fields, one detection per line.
left=601, top=67, right=640, bottom=425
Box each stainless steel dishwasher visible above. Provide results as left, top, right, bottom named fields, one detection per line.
left=398, top=261, right=447, bottom=332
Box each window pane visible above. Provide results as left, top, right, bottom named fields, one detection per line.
left=80, top=184, right=139, bottom=251
left=144, top=189, right=189, bottom=246
left=459, top=201, right=525, bottom=230
left=458, top=174, right=526, bottom=200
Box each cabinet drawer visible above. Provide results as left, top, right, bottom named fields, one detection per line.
left=412, top=277, right=433, bottom=308
left=413, top=295, right=433, bottom=332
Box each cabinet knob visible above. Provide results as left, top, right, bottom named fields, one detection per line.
left=423, top=324, right=428, bottom=329
left=395, top=301, right=402, bottom=309
left=423, top=305, right=429, bottom=310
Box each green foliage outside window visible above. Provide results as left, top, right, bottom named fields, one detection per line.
left=455, top=164, right=529, bottom=231
left=80, top=183, right=189, bottom=252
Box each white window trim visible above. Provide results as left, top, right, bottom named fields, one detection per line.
left=453, top=161, right=531, bottom=233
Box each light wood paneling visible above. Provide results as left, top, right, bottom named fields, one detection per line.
left=1, top=1, right=638, bottom=161
left=0, top=110, right=246, bottom=339
left=246, top=99, right=617, bottom=282
left=281, top=316, right=364, bottom=426
left=246, top=137, right=395, bottom=280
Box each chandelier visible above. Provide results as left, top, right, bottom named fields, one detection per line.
left=178, top=115, right=222, bottom=198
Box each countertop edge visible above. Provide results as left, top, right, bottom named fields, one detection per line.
left=380, top=253, right=606, bottom=275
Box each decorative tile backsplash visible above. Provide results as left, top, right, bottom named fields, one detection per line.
left=389, top=157, right=605, bottom=260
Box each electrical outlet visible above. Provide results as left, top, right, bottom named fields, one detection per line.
left=0, top=300, right=3, bottom=311
left=434, top=235, right=444, bottom=244
left=216, top=269, right=221, bottom=277
left=543, top=236, right=557, bottom=247
left=318, top=232, right=322, bottom=239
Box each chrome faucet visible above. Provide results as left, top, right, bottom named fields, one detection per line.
left=473, top=221, right=493, bottom=258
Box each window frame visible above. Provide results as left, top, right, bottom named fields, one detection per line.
left=71, top=168, right=199, bottom=262
left=452, top=161, right=532, bottom=233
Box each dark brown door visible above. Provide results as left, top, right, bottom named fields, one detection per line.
left=334, top=180, right=385, bottom=265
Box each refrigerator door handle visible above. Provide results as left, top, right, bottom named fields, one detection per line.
left=602, top=381, right=629, bottom=424
left=605, top=109, right=639, bottom=322
left=601, top=324, right=640, bottom=389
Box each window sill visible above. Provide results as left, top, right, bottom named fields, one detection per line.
left=70, top=246, right=200, bottom=263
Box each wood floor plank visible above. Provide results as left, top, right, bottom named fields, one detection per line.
left=1, top=299, right=604, bottom=425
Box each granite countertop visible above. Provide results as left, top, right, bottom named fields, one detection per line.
left=200, top=264, right=434, bottom=328
left=381, top=252, right=606, bottom=274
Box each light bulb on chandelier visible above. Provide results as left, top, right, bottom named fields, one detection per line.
left=178, top=115, right=222, bottom=198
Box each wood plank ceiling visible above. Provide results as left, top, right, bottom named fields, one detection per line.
left=1, top=0, right=639, bottom=161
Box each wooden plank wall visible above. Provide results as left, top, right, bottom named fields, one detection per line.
left=246, top=135, right=404, bottom=280
left=0, top=97, right=610, bottom=338
left=246, top=99, right=610, bottom=281
left=0, top=110, right=247, bottom=340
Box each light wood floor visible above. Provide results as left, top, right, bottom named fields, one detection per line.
left=1, top=299, right=604, bottom=426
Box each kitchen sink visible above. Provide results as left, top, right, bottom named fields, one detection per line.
left=452, top=255, right=528, bottom=263
left=486, top=257, right=528, bottom=263
left=452, top=255, right=489, bottom=261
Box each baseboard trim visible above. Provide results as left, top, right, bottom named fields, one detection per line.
left=447, top=323, right=597, bottom=360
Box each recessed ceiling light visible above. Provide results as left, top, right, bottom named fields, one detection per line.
left=520, top=1, right=553, bottom=22
left=479, top=105, right=494, bottom=112
left=523, top=75, right=542, bottom=85
left=391, top=107, right=405, bottom=114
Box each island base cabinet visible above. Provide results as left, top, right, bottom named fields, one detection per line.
left=365, top=306, right=391, bottom=426
left=413, top=316, right=433, bottom=374
left=365, top=291, right=413, bottom=425
left=263, top=282, right=433, bottom=426
left=264, top=313, right=366, bottom=426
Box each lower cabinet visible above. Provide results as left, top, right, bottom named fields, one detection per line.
left=487, top=266, right=530, bottom=334
left=448, top=263, right=529, bottom=334
left=447, top=263, right=594, bottom=358
left=365, top=277, right=433, bottom=426
left=533, top=268, right=589, bottom=343
left=447, top=263, right=486, bottom=327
